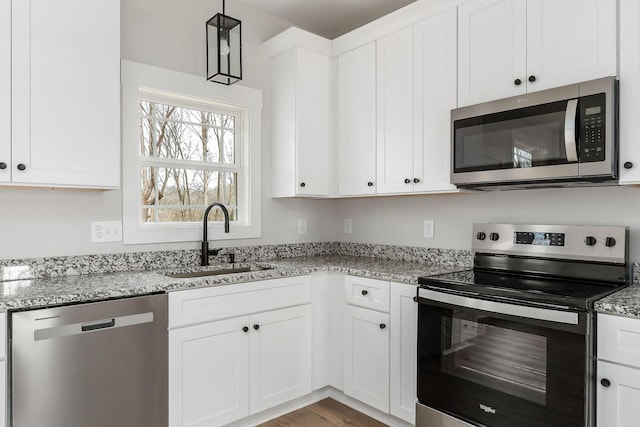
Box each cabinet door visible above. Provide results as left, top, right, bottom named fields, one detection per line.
left=338, top=43, right=377, bottom=196
left=249, top=305, right=312, bottom=413
left=11, top=0, right=120, bottom=189
left=458, top=0, right=527, bottom=106
left=0, top=0, right=9, bottom=183
left=526, top=0, right=616, bottom=94
left=344, top=305, right=390, bottom=412
left=169, top=317, right=250, bottom=427
left=618, top=0, right=640, bottom=184
left=390, top=283, right=417, bottom=424
left=296, top=49, right=331, bottom=196
left=597, top=361, right=640, bottom=427
left=413, top=9, right=458, bottom=193
left=376, top=27, right=415, bottom=194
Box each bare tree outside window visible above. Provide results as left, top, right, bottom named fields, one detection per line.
left=139, top=99, right=239, bottom=224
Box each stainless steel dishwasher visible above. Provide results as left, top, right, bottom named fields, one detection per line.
left=11, top=293, right=168, bottom=427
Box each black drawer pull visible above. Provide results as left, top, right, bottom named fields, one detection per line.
left=379, top=324, right=386, bottom=330
left=242, top=326, right=249, bottom=333
left=253, top=324, right=260, bottom=330
left=600, top=378, right=611, bottom=388
left=81, top=319, right=115, bottom=332
left=361, top=290, right=368, bottom=296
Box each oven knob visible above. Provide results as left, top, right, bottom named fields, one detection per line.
left=489, top=232, right=500, bottom=241
left=605, top=237, right=616, bottom=247
left=476, top=232, right=486, bottom=241
left=585, top=236, right=597, bottom=246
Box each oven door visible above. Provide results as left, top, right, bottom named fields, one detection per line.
left=417, top=288, right=592, bottom=427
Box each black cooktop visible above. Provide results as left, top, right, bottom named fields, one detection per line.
left=418, top=268, right=628, bottom=311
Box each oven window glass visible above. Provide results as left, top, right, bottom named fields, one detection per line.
left=454, top=100, right=571, bottom=172
left=443, top=316, right=547, bottom=405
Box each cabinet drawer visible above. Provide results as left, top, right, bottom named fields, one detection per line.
left=344, top=275, right=389, bottom=312
left=598, top=313, right=640, bottom=367
left=169, top=276, right=311, bottom=328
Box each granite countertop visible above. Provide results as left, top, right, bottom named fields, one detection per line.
left=594, top=284, right=640, bottom=318
left=0, top=255, right=468, bottom=312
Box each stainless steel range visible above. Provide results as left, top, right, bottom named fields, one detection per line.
left=416, top=224, right=630, bottom=427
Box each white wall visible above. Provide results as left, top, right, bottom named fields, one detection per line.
left=333, top=186, right=640, bottom=262
left=0, top=0, right=337, bottom=260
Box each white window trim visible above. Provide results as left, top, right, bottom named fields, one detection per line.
left=121, top=60, right=262, bottom=244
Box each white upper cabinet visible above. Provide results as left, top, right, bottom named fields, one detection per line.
left=337, top=43, right=377, bottom=196
left=267, top=28, right=332, bottom=198
left=0, top=0, right=9, bottom=184
left=458, top=0, right=527, bottom=106
left=458, top=0, right=617, bottom=107
left=376, top=27, right=415, bottom=194
left=413, top=8, right=458, bottom=193
left=8, top=0, right=120, bottom=189
left=618, top=0, right=640, bottom=184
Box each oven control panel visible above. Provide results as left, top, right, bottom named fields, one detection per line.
left=514, top=231, right=565, bottom=246
left=472, top=223, right=628, bottom=263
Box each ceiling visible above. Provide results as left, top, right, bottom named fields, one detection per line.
left=233, top=0, right=418, bottom=39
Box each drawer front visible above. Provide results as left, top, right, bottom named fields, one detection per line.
left=598, top=313, right=640, bottom=367
left=169, top=276, right=311, bottom=328
left=344, top=275, right=390, bottom=312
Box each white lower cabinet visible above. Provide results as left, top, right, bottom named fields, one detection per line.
left=343, top=275, right=418, bottom=424
left=249, top=305, right=312, bottom=413
left=344, top=304, right=390, bottom=412
left=597, top=361, right=640, bottom=427
left=169, top=317, right=250, bottom=427
left=168, top=277, right=312, bottom=427
left=597, top=313, right=640, bottom=427
left=390, top=283, right=418, bottom=424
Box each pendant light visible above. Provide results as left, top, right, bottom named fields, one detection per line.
left=206, top=0, right=242, bottom=85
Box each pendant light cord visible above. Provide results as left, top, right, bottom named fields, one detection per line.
left=222, top=0, right=226, bottom=15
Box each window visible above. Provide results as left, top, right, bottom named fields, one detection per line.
left=121, top=61, right=262, bottom=244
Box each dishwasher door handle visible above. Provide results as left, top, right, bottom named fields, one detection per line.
left=34, top=312, right=154, bottom=341
left=81, top=318, right=115, bottom=332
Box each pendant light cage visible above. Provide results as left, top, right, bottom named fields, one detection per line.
left=206, top=0, right=242, bottom=85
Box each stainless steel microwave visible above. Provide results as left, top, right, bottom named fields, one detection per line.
left=451, top=77, right=618, bottom=190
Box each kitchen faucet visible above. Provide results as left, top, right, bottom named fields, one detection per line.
left=201, top=202, right=230, bottom=266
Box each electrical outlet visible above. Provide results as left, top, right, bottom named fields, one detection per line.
left=344, top=218, right=352, bottom=234
left=91, top=221, right=122, bottom=243
left=424, top=220, right=435, bottom=239
left=298, top=219, right=307, bottom=235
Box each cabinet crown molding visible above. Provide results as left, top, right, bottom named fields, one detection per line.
left=264, top=27, right=332, bottom=58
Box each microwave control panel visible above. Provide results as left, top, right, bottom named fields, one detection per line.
left=579, top=93, right=606, bottom=163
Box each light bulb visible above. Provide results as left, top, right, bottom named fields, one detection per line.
left=220, top=39, right=230, bottom=56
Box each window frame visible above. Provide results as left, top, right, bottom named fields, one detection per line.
left=121, top=60, right=262, bottom=244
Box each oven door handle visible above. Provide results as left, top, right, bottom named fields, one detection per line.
left=564, top=99, right=579, bottom=163
left=418, top=288, right=579, bottom=325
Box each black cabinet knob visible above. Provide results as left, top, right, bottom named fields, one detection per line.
left=361, top=290, right=368, bottom=296
left=0, top=162, right=6, bottom=170
left=404, top=178, right=411, bottom=184
left=528, top=75, right=536, bottom=83
left=489, top=232, right=500, bottom=241
left=585, top=236, right=597, bottom=246
left=605, top=237, right=616, bottom=247
left=17, top=163, right=26, bottom=171
left=624, top=161, right=633, bottom=169
left=413, top=178, right=420, bottom=183
left=476, top=232, right=486, bottom=241
left=514, top=78, right=522, bottom=86
left=367, top=181, right=374, bottom=187
left=379, top=324, right=386, bottom=330
left=600, top=378, right=611, bottom=388
left=253, top=324, right=260, bottom=330
left=299, top=182, right=306, bottom=188
left=242, top=326, right=249, bottom=333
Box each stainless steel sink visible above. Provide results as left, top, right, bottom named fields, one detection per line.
left=164, top=265, right=274, bottom=279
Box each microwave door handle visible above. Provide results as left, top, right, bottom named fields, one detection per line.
left=564, top=99, right=579, bottom=162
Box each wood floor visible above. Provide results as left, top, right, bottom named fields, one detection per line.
left=257, top=398, right=389, bottom=427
